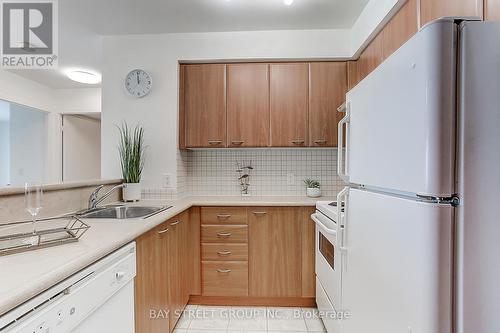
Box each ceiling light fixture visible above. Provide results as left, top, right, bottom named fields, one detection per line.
left=283, top=0, right=293, bottom=5
left=66, top=70, right=101, bottom=84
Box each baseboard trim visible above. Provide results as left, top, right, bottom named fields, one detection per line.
left=189, top=296, right=316, bottom=307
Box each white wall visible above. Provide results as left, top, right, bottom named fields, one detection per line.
left=0, top=70, right=54, bottom=113
left=101, top=29, right=351, bottom=188
left=54, top=88, right=101, bottom=115
left=63, top=115, right=101, bottom=182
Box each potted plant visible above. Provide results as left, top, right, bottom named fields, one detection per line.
left=304, top=178, right=321, bottom=198
left=118, top=122, right=145, bottom=202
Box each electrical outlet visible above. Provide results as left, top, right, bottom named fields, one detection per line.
left=162, top=173, right=172, bottom=188
left=286, top=173, right=295, bottom=185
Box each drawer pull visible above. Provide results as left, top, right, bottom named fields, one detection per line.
left=217, top=214, right=232, bottom=219
left=252, top=211, right=267, bottom=215
left=292, top=139, right=305, bottom=145
left=157, top=228, right=169, bottom=234
left=208, top=140, right=222, bottom=145
left=217, top=250, right=232, bottom=256
left=217, top=232, right=232, bottom=237
left=170, top=220, right=180, bottom=226
left=314, top=139, right=327, bottom=145
left=231, top=140, right=244, bottom=145
left=216, top=269, right=231, bottom=273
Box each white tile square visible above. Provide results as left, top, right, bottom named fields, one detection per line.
left=188, top=306, right=231, bottom=330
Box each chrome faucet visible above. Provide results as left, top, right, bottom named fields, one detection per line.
left=88, top=184, right=126, bottom=209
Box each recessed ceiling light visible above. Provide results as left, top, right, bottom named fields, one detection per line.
left=283, top=0, right=293, bottom=5
left=66, top=70, right=101, bottom=84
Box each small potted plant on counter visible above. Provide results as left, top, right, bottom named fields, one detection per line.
left=118, top=122, right=146, bottom=202
left=304, top=178, right=321, bottom=198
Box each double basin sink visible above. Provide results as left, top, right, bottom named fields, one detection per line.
left=79, top=205, right=171, bottom=220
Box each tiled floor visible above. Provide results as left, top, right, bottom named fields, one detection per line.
left=173, top=305, right=326, bottom=333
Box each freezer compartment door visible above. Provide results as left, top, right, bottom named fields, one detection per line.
left=341, top=188, right=453, bottom=333
left=346, top=20, right=456, bottom=196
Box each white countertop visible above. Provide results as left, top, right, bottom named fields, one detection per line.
left=0, top=195, right=329, bottom=316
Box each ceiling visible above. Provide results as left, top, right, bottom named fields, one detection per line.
left=11, top=0, right=369, bottom=89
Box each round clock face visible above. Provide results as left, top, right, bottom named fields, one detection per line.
left=125, top=69, right=152, bottom=97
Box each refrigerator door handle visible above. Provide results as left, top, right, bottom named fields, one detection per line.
left=337, top=103, right=351, bottom=182
left=337, top=186, right=349, bottom=272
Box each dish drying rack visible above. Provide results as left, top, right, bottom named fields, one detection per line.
left=0, top=215, right=89, bottom=256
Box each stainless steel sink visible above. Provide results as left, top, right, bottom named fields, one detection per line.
left=79, top=205, right=171, bottom=219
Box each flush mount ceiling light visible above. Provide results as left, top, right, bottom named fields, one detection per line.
left=283, top=0, right=293, bottom=5
left=66, top=70, right=101, bottom=84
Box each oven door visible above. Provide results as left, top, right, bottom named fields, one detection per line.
left=311, top=211, right=342, bottom=311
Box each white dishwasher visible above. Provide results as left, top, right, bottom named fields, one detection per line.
left=0, top=242, right=136, bottom=333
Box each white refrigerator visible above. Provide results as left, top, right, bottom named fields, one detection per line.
left=336, top=19, right=500, bottom=333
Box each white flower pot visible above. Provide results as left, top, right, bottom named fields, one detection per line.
left=306, top=187, right=321, bottom=198
left=123, top=183, right=141, bottom=202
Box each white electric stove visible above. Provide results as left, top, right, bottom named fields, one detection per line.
left=311, top=201, right=344, bottom=333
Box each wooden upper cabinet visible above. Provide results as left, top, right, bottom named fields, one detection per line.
left=183, top=64, right=226, bottom=148
left=227, top=63, right=270, bottom=147
left=485, top=0, right=500, bottom=21
left=309, top=62, right=347, bottom=147
left=270, top=63, right=309, bottom=147
left=355, top=32, right=384, bottom=84
left=347, top=61, right=359, bottom=91
left=382, top=0, right=418, bottom=59
left=248, top=207, right=302, bottom=297
left=420, top=0, right=483, bottom=26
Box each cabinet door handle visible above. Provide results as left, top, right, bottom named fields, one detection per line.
left=217, top=232, right=232, bottom=237
left=170, top=220, right=180, bottom=226
left=208, top=140, right=222, bottom=145
left=314, top=139, right=327, bottom=145
left=231, top=140, right=244, bottom=145
left=217, top=214, right=231, bottom=219
left=216, top=269, right=231, bottom=273
left=292, top=139, right=305, bottom=145
left=252, top=211, right=267, bottom=215
left=217, top=251, right=232, bottom=256
left=157, top=228, right=169, bottom=234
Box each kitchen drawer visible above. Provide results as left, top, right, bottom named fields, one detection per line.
left=202, top=261, right=249, bottom=296
left=202, top=243, right=248, bottom=261
left=201, top=207, right=247, bottom=225
left=201, top=225, right=248, bottom=243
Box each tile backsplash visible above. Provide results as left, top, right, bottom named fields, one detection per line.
left=180, top=149, right=343, bottom=197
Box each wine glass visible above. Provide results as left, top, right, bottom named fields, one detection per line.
left=25, top=182, right=43, bottom=245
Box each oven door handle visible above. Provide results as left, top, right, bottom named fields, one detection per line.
left=311, top=213, right=337, bottom=236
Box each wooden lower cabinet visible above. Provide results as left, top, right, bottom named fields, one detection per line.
left=201, top=207, right=249, bottom=297
left=248, top=207, right=303, bottom=297
left=135, top=221, right=171, bottom=333
left=136, top=205, right=316, bottom=331
left=202, top=243, right=249, bottom=261
left=202, top=261, right=249, bottom=296
left=201, top=225, right=248, bottom=243
left=135, top=208, right=199, bottom=333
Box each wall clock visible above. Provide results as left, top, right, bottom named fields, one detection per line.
left=125, top=69, right=152, bottom=98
